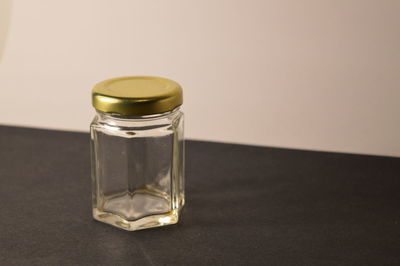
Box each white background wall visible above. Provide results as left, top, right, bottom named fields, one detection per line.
left=0, top=0, right=399, bottom=157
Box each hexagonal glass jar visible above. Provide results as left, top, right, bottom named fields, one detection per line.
left=90, top=76, right=184, bottom=231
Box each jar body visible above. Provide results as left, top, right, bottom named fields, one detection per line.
left=90, top=108, right=184, bottom=231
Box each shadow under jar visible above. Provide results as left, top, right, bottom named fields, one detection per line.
left=90, top=76, right=184, bottom=231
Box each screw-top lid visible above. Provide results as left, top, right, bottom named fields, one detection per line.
left=92, top=76, right=183, bottom=116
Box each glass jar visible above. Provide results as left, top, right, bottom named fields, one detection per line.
left=90, top=76, right=184, bottom=231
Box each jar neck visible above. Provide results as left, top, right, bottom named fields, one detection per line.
left=95, top=107, right=182, bottom=127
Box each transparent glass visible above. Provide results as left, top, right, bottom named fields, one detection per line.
left=90, top=108, right=184, bottom=231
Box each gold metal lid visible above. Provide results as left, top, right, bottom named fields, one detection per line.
left=92, top=76, right=183, bottom=116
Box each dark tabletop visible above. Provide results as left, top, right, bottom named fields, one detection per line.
left=0, top=125, right=399, bottom=266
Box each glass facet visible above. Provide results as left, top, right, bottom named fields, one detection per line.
left=90, top=108, right=184, bottom=231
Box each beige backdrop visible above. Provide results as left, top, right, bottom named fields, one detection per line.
left=0, top=0, right=399, bottom=157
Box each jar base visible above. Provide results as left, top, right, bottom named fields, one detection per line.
left=93, top=208, right=179, bottom=231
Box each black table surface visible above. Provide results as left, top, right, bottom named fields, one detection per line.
left=0, top=125, right=399, bottom=266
